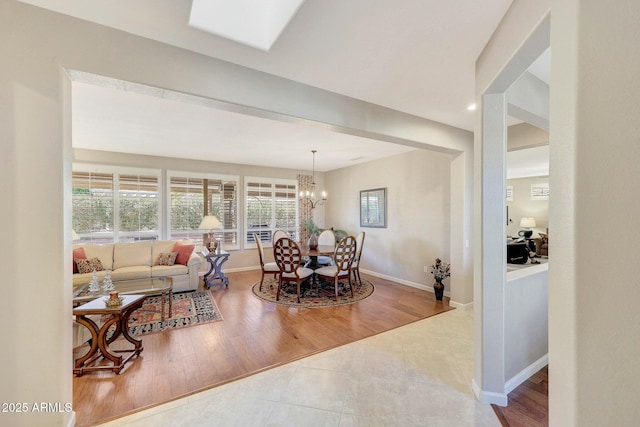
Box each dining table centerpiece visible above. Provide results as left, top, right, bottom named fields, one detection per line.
left=429, top=258, right=450, bottom=301
left=302, top=219, right=321, bottom=249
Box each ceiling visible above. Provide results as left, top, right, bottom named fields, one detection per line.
left=507, top=145, right=549, bottom=180
left=22, top=0, right=550, bottom=173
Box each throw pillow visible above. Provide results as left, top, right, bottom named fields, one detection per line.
left=72, top=247, right=87, bottom=274
left=155, top=252, right=178, bottom=266
left=89, top=257, right=104, bottom=272
left=173, top=242, right=195, bottom=266
left=75, top=258, right=93, bottom=274
left=76, top=257, right=104, bottom=274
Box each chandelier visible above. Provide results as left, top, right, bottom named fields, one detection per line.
left=300, top=150, right=327, bottom=209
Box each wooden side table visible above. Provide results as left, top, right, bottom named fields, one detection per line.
left=204, top=250, right=230, bottom=289
left=73, top=294, right=146, bottom=376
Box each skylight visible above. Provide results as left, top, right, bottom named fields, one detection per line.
left=188, top=0, right=306, bottom=51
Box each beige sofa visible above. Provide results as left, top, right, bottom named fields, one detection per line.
left=73, top=240, right=202, bottom=293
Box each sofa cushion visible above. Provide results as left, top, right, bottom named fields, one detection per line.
left=81, top=244, right=114, bottom=271
left=152, top=240, right=177, bottom=262
left=151, top=264, right=188, bottom=277
left=73, top=247, right=86, bottom=273
left=173, top=241, right=195, bottom=266
left=110, top=266, right=151, bottom=282
left=113, top=241, right=152, bottom=270
left=73, top=270, right=107, bottom=287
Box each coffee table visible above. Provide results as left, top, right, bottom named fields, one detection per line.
left=73, top=277, right=173, bottom=320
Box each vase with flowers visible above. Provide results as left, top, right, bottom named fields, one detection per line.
left=429, top=258, right=450, bottom=301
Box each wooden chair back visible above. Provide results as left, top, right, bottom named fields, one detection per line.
left=273, top=237, right=303, bottom=275
left=355, top=231, right=366, bottom=261
left=253, top=233, right=266, bottom=267
left=333, top=235, right=357, bottom=273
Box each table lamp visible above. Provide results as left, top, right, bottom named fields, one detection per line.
left=519, top=217, right=536, bottom=239
left=198, top=215, right=222, bottom=252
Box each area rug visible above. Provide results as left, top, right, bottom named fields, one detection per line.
left=252, top=276, right=374, bottom=308
left=126, top=291, right=223, bottom=336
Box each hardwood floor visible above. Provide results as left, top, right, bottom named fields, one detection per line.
left=492, top=366, right=549, bottom=427
left=72, top=270, right=453, bottom=426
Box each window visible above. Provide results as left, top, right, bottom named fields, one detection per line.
left=245, top=177, right=298, bottom=245
left=506, top=185, right=514, bottom=201
left=118, top=174, right=159, bottom=242
left=531, top=183, right=549, bottom=200
left=168, top=172, right=239, bottom=249
left=72, top=166, right=161, bottom=244
left=72, top=171, right=114, bottom=244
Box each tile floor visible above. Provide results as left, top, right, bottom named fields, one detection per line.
left=96, top=309, right=500, bottom=427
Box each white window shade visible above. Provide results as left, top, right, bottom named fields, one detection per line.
left=531, top=183, right=549, bottom=200
left=245, top=177, right=298, bottom=245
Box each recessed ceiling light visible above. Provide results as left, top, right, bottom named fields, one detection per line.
left=467, top=103, right=477, bottom=111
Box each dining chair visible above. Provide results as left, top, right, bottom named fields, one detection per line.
left=316, top=229, right=336, bottom=266
left=315, top=235, right=357, bottom=301
left=351, top=231, right=366, bottom=286
left=273, top=237, right=314, bottom=303
left=272, top=229, right=289, bottom=245
left=253, top=233, right=280, bottom=291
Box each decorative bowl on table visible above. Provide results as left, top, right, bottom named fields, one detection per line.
left=104, top=296, right=124, bottom=307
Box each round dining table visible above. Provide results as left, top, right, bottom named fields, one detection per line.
left=297, top=244, right=335, bottom=269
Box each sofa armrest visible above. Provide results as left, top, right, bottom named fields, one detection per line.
left=187, top=252, right=202, bottom=269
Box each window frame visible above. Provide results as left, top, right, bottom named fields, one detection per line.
left=244, top=176, right=299, bottom=249
left=72, top=164, right=162, bottom=244
left=166, top=170, right=240, bottom=250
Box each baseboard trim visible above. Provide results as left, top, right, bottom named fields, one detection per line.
left=66, top=412, right=76, bottom=427
left=360, top=269, right=451, bottom=298
left=449, top=300, right=474, bottom=310
left=504, top=354, right=548, bottom=395
left=472, top=379, right=508, bottom=406
left=224, top=265, right=261, bottom=274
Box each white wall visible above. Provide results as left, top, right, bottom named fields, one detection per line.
left=507, top=123, right=549, bottom=151
left=505, top=267, right=548, bottom=391
left=325, top=149, right=452, bottom=294
left=550, top=1, right=640, bottom=425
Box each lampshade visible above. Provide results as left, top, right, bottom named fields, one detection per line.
left=519, top=217, right=536, bottom=228
left=198, top=215, right=222, bottom=231
left=72, top=230, right=80, bottom=241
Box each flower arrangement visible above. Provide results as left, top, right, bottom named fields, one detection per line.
left=430, top=258, right=451, bottom=282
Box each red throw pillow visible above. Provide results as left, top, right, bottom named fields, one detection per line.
left=173, top=242, right=195, bottom=266
left=73, top=247, right=86, bottom=274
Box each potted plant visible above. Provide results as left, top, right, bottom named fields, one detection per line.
left=429, top=258, right=450, bottom=301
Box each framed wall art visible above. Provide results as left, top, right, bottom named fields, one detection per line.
left=360, top=188, right=387, bottom=228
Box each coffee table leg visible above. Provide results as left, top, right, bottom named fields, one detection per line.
left=96, top=316, right=124, bottom=366
left=120, top=306, right=143, bottom=351
left=74, top=315, right=100, bottom=374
